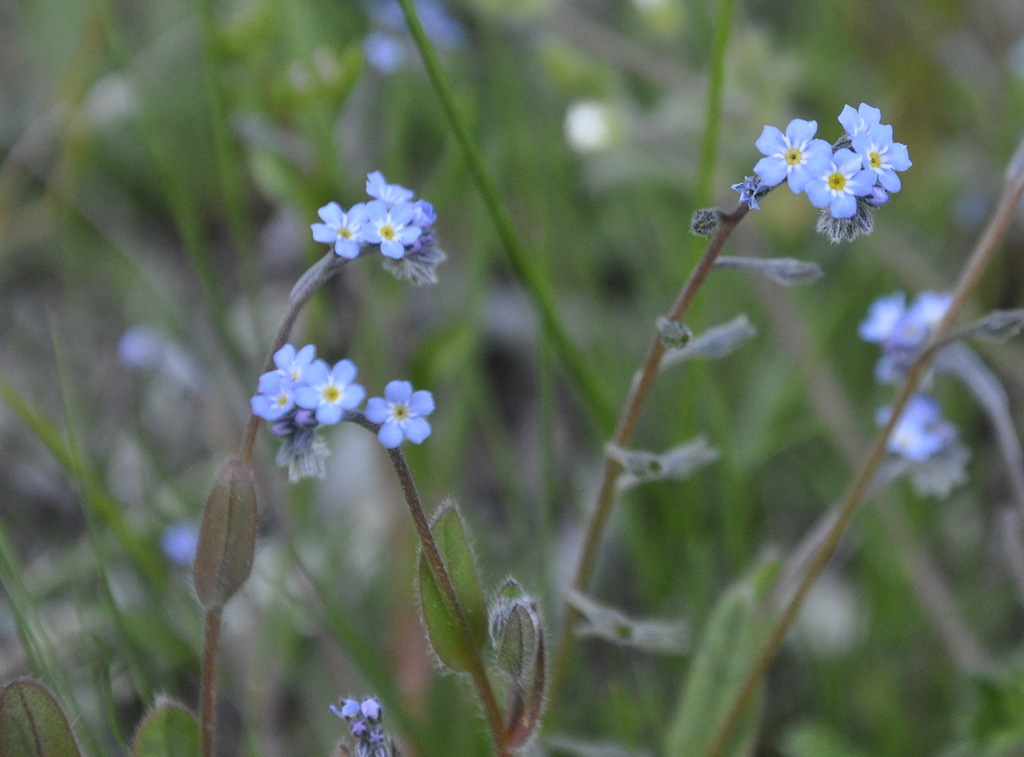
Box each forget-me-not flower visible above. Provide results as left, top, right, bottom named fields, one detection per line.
left=838, top=102, right=882, bottom=137
left=311, top=202, right=368, bottom=258
left=363, top=199, right=422, bottom=259
left=294, top=358, right=366, bottom=425
left=878, top=394, right=957, bottom=462
left=365, top=380, right=434, bottom=448
left=753, top=119, right=832, bottom=193
left=804, top=148, right=876, bottom=218
left=251, top=371, right=296, bottom=421
left=366, top=171, right=414, bottom=206
left=852, top=124, right=912, bottom=193
left=860, top=290, right=953, bottom=383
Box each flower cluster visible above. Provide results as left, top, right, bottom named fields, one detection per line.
left=313, top=171, right=445, bottom=284
left=859, top=290, right=953, bottom=383
left=250, top=343, right=435, bottom=481
left=330, top=697, right=397, bottom=757
left=363, top=0, right=464, bottom=74
left=859, top=291, right=966, bottom=494
left=734, top=103, right=911, bottom=243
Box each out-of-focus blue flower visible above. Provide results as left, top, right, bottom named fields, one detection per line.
left=162, top=522, right=198, bottom=566
left=294, top=358, right=365, bottom=425
left=753, top=119, right=832, bottom=193
left=852, top=124, right=912, bottom=193
left=838, top=102, right=882, bottom=137
left=363, top=32, right=407, bottom=74
left=363, top=200, right=422, bottom=259
left=860, top=291, right=954, bottom=383
left=364, top=0, right=464, bottom=74
left=311, top=201, right=368, bottom=258
left=119, top=326, right=207, bottom=392
left=804, top=148, right=876, bottom=218
left=365, top=380, right=434, bottom=448
left=859, top=291, right=907, bottom=343
left=877, top=394, right=957, bottom=462
left=365, top=171, right=414, bottom=206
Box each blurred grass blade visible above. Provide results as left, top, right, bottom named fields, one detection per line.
left=417, top=503, right=488, bottom=671
left=665, top=580, right=763, bottom=757
left=132, top=698, right=200, bottom=757
left=0, top=678, right=83, bottom=757
left=194, top=458, right=258, bottom=611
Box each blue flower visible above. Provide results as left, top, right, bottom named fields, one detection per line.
left=859, top=291, right=953, bottom=383
left=311, top=202, right=368, bottom=258
left=365, top=171, right=414, bottom=206
left=877, top=394, right=957, bottom=462
left=365, top=380, right=434, bottom=448
left=730, top=175, right=766, bottom=210
left=852, top=124, right=912, bottom=193
left=363, top=199, right=422, bottom=259
left=161, top=522, right=198, bottom=566
left=294, top=358, right=366, bottom=425
left=859, top=291, right=907, bottom=343
left=804, top=148, right=876, bottom=218
left=273, top=343, right=317, bottom=383
left=838, top=102, right=882, bottom=137
left=753, top=119, right=832, bottom=193
left=251, top=371, right=296, bottom=421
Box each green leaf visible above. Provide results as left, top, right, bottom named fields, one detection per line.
left=194, top=457, right=258, bottom=611
left=132, top=699, right=200, bottom=757
left=417, top=503, right=488, bottom=671
left=0, top=678, right=83, bottom=757
left=665, top=578, right=764, bottom=757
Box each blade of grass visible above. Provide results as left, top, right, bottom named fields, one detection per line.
left=396, top=0, right=615, bottom=433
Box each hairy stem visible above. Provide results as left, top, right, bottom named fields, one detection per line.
left=345, top=411, right=509, bottom=754
left=549, top=203, right=750, bottom=701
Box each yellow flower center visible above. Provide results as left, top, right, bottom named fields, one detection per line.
left=393, top=404, right=410, bottom=420
left=324, top=386, right=340, bottom=403
left=828, top=172, right=846, bottom=191
left=868, top=151, right=882, bottom=169
left=784, top=148, right=803, bottom=166
left=338, top=228, right=353, bottom=239
left=380, top=225, right=397, bottom=242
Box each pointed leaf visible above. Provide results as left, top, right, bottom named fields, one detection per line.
left=417, top=503, right=487, bottom=671
left=132, top=699, right=200, bottom=757
left=665, top=579, right=764, bottom=757
left=194, top=457, right=258, bottom=611
left=660, top=315, right=757, bottom=370
left=0, top=678, right=82, bottom=757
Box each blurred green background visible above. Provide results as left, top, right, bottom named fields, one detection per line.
left=2, top=0, right=1024, bottom=754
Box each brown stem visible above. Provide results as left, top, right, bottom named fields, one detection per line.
left=200, top=609, right=222, bottom=757
left=549, top=203, right=751, bottom=701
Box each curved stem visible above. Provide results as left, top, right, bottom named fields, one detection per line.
left=549, top=203, right=750, bottom=701
left=345, top=412, right=510, bottom=754
left=698, top=140, right=1024, bottom=757
left=239, top=252, right=351, bottom=462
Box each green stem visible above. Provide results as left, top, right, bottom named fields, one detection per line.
left=698, top=139, right=1024, bottom=757
left=549, top=203, right=750, bottom=702
left=395, top=0, right=615, bottom=432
